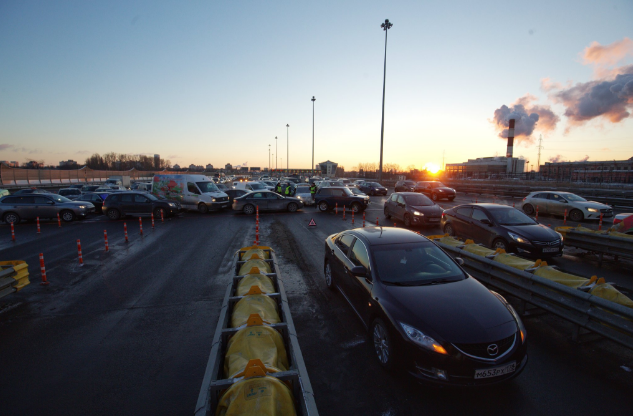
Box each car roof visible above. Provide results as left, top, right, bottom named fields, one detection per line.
left=458, top=203, right=512, bottom=209
left=345, top=227, right=429, bottom=246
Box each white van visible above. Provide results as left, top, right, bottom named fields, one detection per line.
left=152, top=174, right=230, bottom=213
left=232, top=181, right=270, bottom=192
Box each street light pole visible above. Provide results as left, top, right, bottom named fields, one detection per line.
left=275, top=136, right=278, bottom=173
left=311, top=96, right=316, bottom=176
left=286, top=124, right=289, bottom=175
left=268, top=144, right=271, bottom=173
left=378, top=19, right=393, bottom=183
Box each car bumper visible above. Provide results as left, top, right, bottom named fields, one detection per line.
left=513, top=241, right=564, bottom=258
left=584, top=211, right=613, bottom=219
left=437, top=192, right=456, bottom=199
left=411, top=215, right=442, bottom=225
left=207, top=201, right=231, bottom=210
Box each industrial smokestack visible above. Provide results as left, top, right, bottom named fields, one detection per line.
left=506, top=119, right=515, bottom=174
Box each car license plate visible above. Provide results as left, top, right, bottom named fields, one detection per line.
left=543, top=247, right=559, bottom=253
left=429, top=218, right=440, bottom=222
left=474, top=362, right=516, bottom=379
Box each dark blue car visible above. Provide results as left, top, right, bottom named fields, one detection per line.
left=359, top=182, right=388, bottom=196
left=316, top=187, right=369, bottom=212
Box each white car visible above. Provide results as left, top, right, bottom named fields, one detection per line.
left=294, top=185, right=314, bottom=206
left=520, top=191, right=613, bottom=222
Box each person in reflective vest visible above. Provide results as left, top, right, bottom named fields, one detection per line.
left=310, top=184, right=316, bottom=202
left=276, top=182, right=282, bottom=194
left=284, top=185, right=291, bottom=196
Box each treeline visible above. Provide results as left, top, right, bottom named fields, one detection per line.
left=85, top=153, right=171, bottom=171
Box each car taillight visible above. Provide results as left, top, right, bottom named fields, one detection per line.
left=522, top=197, right=526, bottom=201
left=441, top=212, right=445, bottom=218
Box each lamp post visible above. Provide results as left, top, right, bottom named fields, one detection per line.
left=378, top=19, right=393, bottom=183
left=268, top=144, right=271, bottom=173
left=286, top=124, right=289, bottom=175
left=311, top=96, right=316, bottom=176
left=275, top=136, right=278, bottom=173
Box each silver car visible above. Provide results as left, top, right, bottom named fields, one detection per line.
left=0, top=193, right=95, bottom=223
left=294, top=185, right=314, bottom=206
left=520, top=191, right=613, bottom=222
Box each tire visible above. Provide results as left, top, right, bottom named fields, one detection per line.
left=154, top=207, right=165, bottom=218
left=404, top=214, right=411, bottom=227
left=198, top=203, right=209, bottom=214
left=371, top=319, right=394, bottom=369
left=243, top=204, right=255, bottom=215
left=492, top=238, right=508, bottom=251
left=318, top=201, right=329, bottom=212
left=432, top=193, right=438, bottom=201
left=444, top=223, right=454, bottom=236
left=107, top=209, right=121, bottom=220
left=61, top=210, right=75, bottom=222
left=3, top=212, right=20, bottom=224
left=384, top=207, right=390, bottom=219
left=569, top=209, right=584, bottom=222
left=351, top=202, right=361, bottom=213
left=523, top=204, right=534, bottom=215
left=324, top=261, right=335, bottom=290
left=287, top=202, right=298, bottom=212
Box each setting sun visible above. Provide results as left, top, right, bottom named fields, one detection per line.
left=424, top=163, right=441, bottom=174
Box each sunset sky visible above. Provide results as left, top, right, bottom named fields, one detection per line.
left=1, top=1, right=632, bottom=172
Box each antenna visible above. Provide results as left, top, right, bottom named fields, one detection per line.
left=537, top=135, right=544, bottom=172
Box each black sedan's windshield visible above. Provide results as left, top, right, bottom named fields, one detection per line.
left=404, top=194, right=433, bottom=206
left=488, top=208, right=536, bottom=225
left=373, top=243, right=465, bottom=285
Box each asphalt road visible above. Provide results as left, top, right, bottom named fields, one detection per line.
left=1, top=192, right=632, bottom=416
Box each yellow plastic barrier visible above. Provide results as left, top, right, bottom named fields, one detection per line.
left=231, top=291, right=280, bottom=328
left=238, top=259, right=272, bottom=276
left=462, top=244, right=496, bottom=257
left=216, top=359, right=297, bottom=416
left=493, top=253, right=537, bottom=271
left=224, top=314, right=289, bottom=378
left=236, top=274, right=275, bottom=296
left=607, top=231, right=633, bottom=240
left=591, top=283, right=633, bottom=309
left=0, top=261, right=30, bottom=290
left=534, top=266, right=590, bottom=289
left=241, top=248, right=271, bottom=260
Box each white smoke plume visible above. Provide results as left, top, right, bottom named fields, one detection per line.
left=492, top=95, right=559, bottom=144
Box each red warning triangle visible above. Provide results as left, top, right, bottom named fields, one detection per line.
left=308, top=218, right=317, bottom=227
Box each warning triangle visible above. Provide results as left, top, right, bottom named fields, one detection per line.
left=308, top=218, right=317, bottom=227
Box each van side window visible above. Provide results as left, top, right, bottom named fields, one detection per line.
left=187, top=183, right=200, bottom=195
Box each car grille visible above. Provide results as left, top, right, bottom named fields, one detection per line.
left=600, top=208, right=612, bottom=213
left=217, top=196, right=229, bottom=202
left=453, top=334, right=515, bottom=360
left=532, top=239, right=561, bottom=246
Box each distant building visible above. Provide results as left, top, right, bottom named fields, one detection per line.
left=446, top=157, right=525, bottom=178
left=225, top=163, right=232, bottom=171
left=318, top=160, right=338, bottom=177
left=0, top=161, right=19, bottom=167
left=173, top=164, right=181, bottom=170
left=154, top=154, right=160, bottom=169
left=540, top=157, right=633, bottom=183
left=239, top=167, right=248, bottom=172
left=24, top=161, right=43, bottom=169
left=59, top=159, right=79, bottom=168
left=206, top=164, right=214, bottom=171
left=249, top=167, right=260, bottom=172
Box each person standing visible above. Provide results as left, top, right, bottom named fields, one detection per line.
left=310, top=183, right=316, bottom=204
left=276, top=182, right=282, bottom=194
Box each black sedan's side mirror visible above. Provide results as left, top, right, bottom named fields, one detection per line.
left=350, top=265, right=368, bottom=276
left=455, top=257, right=465, bottom=266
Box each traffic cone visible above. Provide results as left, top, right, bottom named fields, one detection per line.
left=39, top=253, right=49, bottom=285
left=77, top=239, right=84, bottom=265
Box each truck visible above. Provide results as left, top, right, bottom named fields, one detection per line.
left=105, top=175, right=131, bottom=189
left=151, top=174, right=230, bottom=213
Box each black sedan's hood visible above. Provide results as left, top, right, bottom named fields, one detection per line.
left=381, top=277, right=516, bottom=344
left=410, top=205, right=443, bottom=216
left=504, top=224, right=559, bottom=241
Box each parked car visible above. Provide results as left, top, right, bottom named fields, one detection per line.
left=12, top=188, right=52, bottom=195
left=233, top=181, right=269, bottom=192
left=0, top=194, right=95, bottom=223
left=315, top=186, right=369, bottom=212
left=520, top=191, right=613, bottom=222
left=358, top=182, right=388, bottom=196
left=152, top=174, right=230, bottom=213
left=103, top=192, right=182, bottom=220
left=317, top=180, right=345, bottom=189
left=68, top=184, right=85, bottom=189
left=294, top=185, right=314, bottom=206
left=58, top=188, right=82, bottom=200
left=395, top=180, right=416, bottom=192
left=76, top=192, right=110, bottom=214
left=216, top=183, right=230, bottom=191
left=349, top=187, right=367, bottom=197
left=384, top=192, right=444, bottom=227
left=441, top=203, right=563, bottom=257
left=82, top=185, right=100, bottom=192
left=224, top=189, right=249, bottom=204
left=415, top=181, right=456, bottom=201
left=232, top=191, right=303, bottom=215
left=324, top=227, right=527, bottom=385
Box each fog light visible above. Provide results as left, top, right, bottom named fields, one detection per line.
left=433, top=368, right=448, bottom=380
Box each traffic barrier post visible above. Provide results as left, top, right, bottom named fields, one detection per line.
left=161, top=210, right=164, bottom=223
left=151, top=213, right=155, bottom=229
left=363, top=211, right=366, bottom=228
left=10, top=222, right=15, bottom=242
left=124, top=223, right=128, bottom=242
left=394, top=222, right=396, bottom=227
left=376, top=217, right=379, bottom=226
left=564, top=209, right=567, bottom=225
left=37, top=217, right=41, bottom=234
left=39, top=253, right=49, bottom=286
left=342, top=206, right=346, bottom=220
left=335, top=203, right=338, bottom=215
left=351, top=210, right=354, bottom=225
left=139, top=217, right=143, bottom=235
left=57, top=213, right=61, bottom=228
left=536, top=206, right=539, bottom=221
left=599, top=213, right=603, bottom=231
left=77, top=239, right=84, bottom=265
left=512, top=202, right=515, bottom=208
left=104, top=230, right=109, bottom=252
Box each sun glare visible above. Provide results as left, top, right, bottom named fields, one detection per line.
left=424, top=163, right=441, bottom=174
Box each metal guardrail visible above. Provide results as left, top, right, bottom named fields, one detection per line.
left=434, top=241, right=633, bottom=349
left=195, top=248, right=318, bottom=416
left=558, top=229, right=633, bottom=266
left=0, top=262, right=29, bottom=299
left=0, top=267, right=18, bottom=299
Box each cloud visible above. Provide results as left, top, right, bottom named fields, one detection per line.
left=167, top=155, right=180, bottom=159
left=601, top=147, right=610, bottom=151
left=0, top=144, right=13, bottom=150
left=549, top=65, right=633, bottom=128
left=491, top=94, right=559, bottom=144
left=576, top=155, right=589, bottom=162
left=548, top=154, right=567, bottom=163
left=75, top=150, right=91, bottom=155
left=582, top=37, right=633, bottom=68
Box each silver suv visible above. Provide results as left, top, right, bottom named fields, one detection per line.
left=520, top=191, right=613, bottom=222
left=0, top=194, right=95, bottom=223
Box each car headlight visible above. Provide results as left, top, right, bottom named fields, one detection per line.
left=413, top=210, right=424, bottom=216
left=400, top=323, right=447, bottom=354
left=508, top=232, right=530, bottom=244
left=78, top=205, right=86, bottom=209
left=491, top=291, right=526, bottom=344
left=212, top=198, right=217, bottom=202
left=556, top=231, right=563, bottom=240
left=438, top=189, right=444, bottom=192
left=168, top=203, right=176, bottom=207
left=587, top=207, right=598, bottom=212
left=297, top=195, right=302, bottom=199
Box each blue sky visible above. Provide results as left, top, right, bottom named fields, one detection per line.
left=1, top=0, right=632, bottom=171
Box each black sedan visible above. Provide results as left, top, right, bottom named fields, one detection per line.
left=103, top=192, right=183, bottom=220
left=75, top=192, right=111, bottom=214
left=441, top=203, right=563, bottom=257
left=324, top=227, right=527, bottom=385
left=384, top=192, right=443, bottom=227
left=232, top=191, right=303, bottom=215
left=224, top=189, right=249, bottom=204
left=359, top=182, right=388, bottom=196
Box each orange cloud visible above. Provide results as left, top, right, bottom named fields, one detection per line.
left=583, top=37, right=633, bottom=67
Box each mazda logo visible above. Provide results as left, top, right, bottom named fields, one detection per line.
left=487, top=344, right=499, bottom=356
